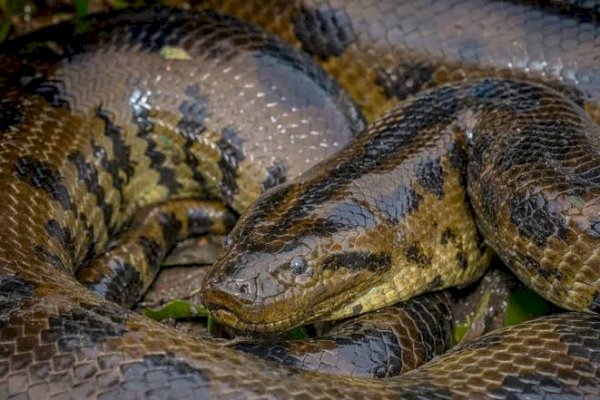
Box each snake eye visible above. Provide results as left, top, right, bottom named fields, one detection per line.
left=290, top=256, right=307, bottom=274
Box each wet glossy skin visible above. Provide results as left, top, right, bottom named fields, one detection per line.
left=203, top=78, right=600, bottom=332
left=1, top=2, right=600, bottom=398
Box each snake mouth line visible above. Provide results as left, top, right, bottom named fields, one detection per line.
left=210, top=307, right=315, bottom=333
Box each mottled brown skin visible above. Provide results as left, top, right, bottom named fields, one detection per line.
left=234, top=292, right=453, bottom=378
left=196, top=0, right=600, bottom=123
left=204, top=79, right=600, bottom=330
left=1, top=2, right=600, bottom=399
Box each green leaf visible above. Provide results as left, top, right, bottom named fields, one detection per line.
left=159, top=46, right=192, bottom=60
left=284, top=326, right=309, bottom=340
left=144, top=300, right=209, bottom=321
left=74, top=0, right=88, bottom=18
left=0, top=18, right=11, bottom=42
left=504, top=288, right=550, bottom=327
left=453, top=318, right=471, bottom=344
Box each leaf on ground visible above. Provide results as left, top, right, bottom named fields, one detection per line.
left=504, top=288, right=550, bottom=326
left=160, top=46, right=192, bottom=60
left=144, top=299, right=209, bottom=321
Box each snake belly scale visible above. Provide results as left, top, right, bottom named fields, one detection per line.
left=1, top=1, right=600, bottom=399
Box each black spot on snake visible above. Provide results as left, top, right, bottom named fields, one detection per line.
left=22, top=76, right=70, bottom=108
left=177, top=84, right=209, bottom=139
left=589, top=292, right=600, bottom=313
left=68, top=150, right=113, bottom=230
left=95, top=108, right=133, bottom=195
left=45, top=219, right=75, bottom=259
left=352, top=304, right=362, bottom=316
left=416, top=158, right=444, bottom=198
left=292, top=5, right=353, bottom=60
left=291, top=86, right=458, bottom=218
left=0, top=99, right=23, bottom=132
left=217, top=126, right=245, bottom=203
left=100, top=354, right=211, bottom=399
left=456, top=252, right=468, bottom=270
left=262, top=161, right=288, bottom=192
left=478, top=178, right=500, bottom=224
left=182, top=139, right=209, bottom=195
left=322, top=252, right=391, bottom=273
left=34, top=245, right=64, bottom=269
left=87, top=260, right=142, bottom=307
left=509, top=192, right=569, bottom=248
left=424, top=275, right=444, bottom=292
left=440, top=228, right=456, bottom=245
left=130, top=98, right=182, bottom=195
left=374, top=184, right=422, bottom=223
left=375, top=62, right=434, bottom=101
left=0, top=275, right=34, bottom=328
left=448, top=142, right=467, bottom=186
left=138, top=236, right=162, bottom=268
left=405, top=244, right=431, bottom=268
left=44, top=302, right=127, bottom=352
left=125, top=9, right=188, bottom=53
left=14, top=156, right=73, bottom=211
left=492, top=372, right=569, bottom=398
left=157, top=212, right=183, bottom=241
left=328, top=201, right=376, bottom=229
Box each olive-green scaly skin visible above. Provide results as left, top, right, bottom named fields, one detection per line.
left=204, top=78, right=600, bottom=328
left=1, top=2, right=600, bottom=399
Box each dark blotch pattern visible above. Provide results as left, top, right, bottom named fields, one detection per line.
left=45, top=219, right=75, bottom=260
left=0, top=99, right=24, bottom=132
left=157, top=212, right=183, bottom=241
left=478, top=178, right=499, bottom=224
left=509, top=192, right=570, bottom=247
left=492, top=372, right=591, bottom=399
left=22, top=76, right=70, bottom=108
left=100, top=354, right=211, bottom=399
left=405, top=243, right=431, bottom=267
left=0, top=275, right=33, bottom=328
left=182, top=139, right=210, bottom=194
left=138, top=236, right=162, bottom=268
left=262, top=161, right=288, bottom=192
left=95, top=108, right=134, bottom=196
left=34, top=245, right=64, bottom=269
left=14, top=156, right=73, bottom=211
left=68, top=150, right=113, bottom=230
left=87, top=261, right=142, bottom=307
left=292, top=5, right=353, bottom=60
left=140, top=126, right=182, bottom=196
left=425, top=275, right=444, bottom=292
left=46, top=302, right=127, bottom=352
left=440, top=228, right=456, bottom=245
left=375, top=62, right=434, bottom=101
left=177, top=85, right=209, bottom=139
left=590, top=293, right=600, bottom=312
left=455, top=252, right=468, bottom=270
left=321, top=251, right=391, bottom=273
left=375, top=185, right=422, bottom=223
left=416, top=158, right=444, bottom=198
left=217, top=127, right=245, bottom=203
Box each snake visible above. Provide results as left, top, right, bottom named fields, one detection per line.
left=1, top=0, right=600, bottom=398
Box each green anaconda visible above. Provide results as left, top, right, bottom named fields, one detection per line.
left=1, top=1, right=600, bottom=398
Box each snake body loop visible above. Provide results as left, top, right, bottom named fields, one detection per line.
left=1, top=2, right=600, bottom=399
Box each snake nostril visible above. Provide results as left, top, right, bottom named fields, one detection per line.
left=208, top=273, right=226, bottom=286
left=231, top=280, right=256, bottom=300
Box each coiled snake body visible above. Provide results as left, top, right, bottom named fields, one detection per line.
left=1, top=1, right=600, bottom=398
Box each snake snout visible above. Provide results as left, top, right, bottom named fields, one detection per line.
left=205, top=278, right=257, bottom=305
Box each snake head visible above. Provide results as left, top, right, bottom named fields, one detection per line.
left=202, top=180, right=394, bottom=333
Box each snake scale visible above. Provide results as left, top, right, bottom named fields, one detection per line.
left=2, top=0, right=600, bottom=398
